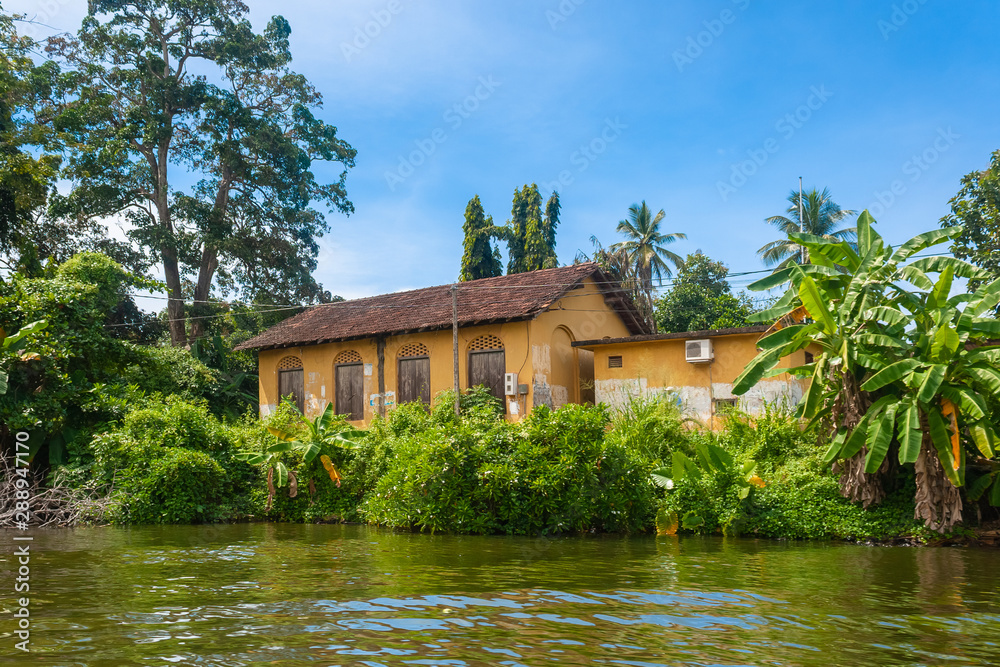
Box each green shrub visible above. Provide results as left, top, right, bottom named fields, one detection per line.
left=361, top=402, right=653, bottom=535
left=606, top=394, right=703, bottom=465
left=91, top=397, right=266, bottom=524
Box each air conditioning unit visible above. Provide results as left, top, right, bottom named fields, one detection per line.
left=685, top=339, right=713, bottom=363
left=504, top=373, right=518, bottom=396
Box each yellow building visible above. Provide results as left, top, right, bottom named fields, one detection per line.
left=574, top=326, right=812, bottom=427
left=235, top=263, right=649, bottom=424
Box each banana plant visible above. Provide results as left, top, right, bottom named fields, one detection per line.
left=0, top=320, right=48, bottom=395
left=732, top=211, right=1000, bottom=532
left=652, top=441, right=764, bottom=531
left=236, top=402, right=363, bottom=510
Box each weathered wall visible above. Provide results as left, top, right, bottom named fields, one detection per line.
left=586, top=334, right=812, bottom=426
left=257, top=276, right=633, bottom=424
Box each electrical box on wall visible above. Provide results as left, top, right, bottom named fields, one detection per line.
left=504, top=373, right=518, bottom=396
left=685, top=339, right=714, bottom=363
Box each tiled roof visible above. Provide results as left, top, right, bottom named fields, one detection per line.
left=235, top=263, right=648, bottom=351
left=572, top=325, right=770, bottom=348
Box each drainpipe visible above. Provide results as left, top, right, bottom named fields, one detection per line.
left=377, top=336, right=386, bottom=418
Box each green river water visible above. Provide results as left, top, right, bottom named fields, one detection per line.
left=1, top=524, right=999, bottom=666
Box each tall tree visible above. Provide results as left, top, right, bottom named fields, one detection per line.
left=612, top=201, right=686, bottom=329
left=0, top=5, right=61, bottom=273
left=459, top=195, right=502, bottom=281
left=757, top=187, right=856, bottom=269
left=46, top=1, right=356, bottom=345
left=942, top=149, right=1000, bottom=290
left=655, top=252, right=757, bottom=333
left=504, top=184, right=559, bottom=273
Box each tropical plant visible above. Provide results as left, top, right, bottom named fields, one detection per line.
left=46, top=0, right=357, bottom=345
left=757, top=187, right=857, bottom=269
left=611, top=202, right=686, bottom=328
left=942, top=149, right=1000, bottom=291
left=733, top=211, right=1000, bottom=532
left=0, top=319, right=47, bottom=395
left=503, top=184, right=560, bottom=274
left=654, top=252, right=758, bottom=333
left=235, top=402, right=362, bottom=510
left=459, top=195, right=503, bottom=281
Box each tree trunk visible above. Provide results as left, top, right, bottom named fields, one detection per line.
left=831, top=368, right=887, bottom=506
left=188, top=245, right=219, bottom=344
left=162, top=247, right=187, bottom=346
left=914, top=431, right=963, bottom=533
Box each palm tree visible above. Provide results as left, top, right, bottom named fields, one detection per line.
left=611, top=202, right=686, bottom=328
left=757, top=187, right=857, bottom=269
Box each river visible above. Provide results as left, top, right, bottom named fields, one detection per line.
left=1, top=524, right=998, bottom=665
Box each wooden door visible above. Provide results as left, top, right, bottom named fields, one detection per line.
left=398, top=356, right=431, bottom=407
left=468, top=350, right=505, bottom=404
left=335, top=363, right=363, bottom=420
left=278, top=369, right=304, bottom=413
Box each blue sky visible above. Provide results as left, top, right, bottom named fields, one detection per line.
left=11, top=0, right=1000, bottom=300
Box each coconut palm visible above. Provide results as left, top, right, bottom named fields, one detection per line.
left=758, top=187, right=857, bottom=269
left=611, top=202, right=686, bottom=327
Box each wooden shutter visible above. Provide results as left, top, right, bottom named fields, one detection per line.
left=335, top=363, right=364, bottom=420
left=398, top=356, right=431, bottom=406
left=468, top=349, right=505, bottom=403
left=278, top=369, right=305, bottom=413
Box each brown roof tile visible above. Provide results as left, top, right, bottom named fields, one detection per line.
left=572, top=325, right=770, bottom=348
left=235, top=263, right=648, bottom=351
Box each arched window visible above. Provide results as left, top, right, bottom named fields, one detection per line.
left=277, top=356, right=304, bottom=413
left=334, top=350, right=363, bottom=420
left=397, top=343, right=431, bottom=407
left=467, top=335, right=505, bottom=404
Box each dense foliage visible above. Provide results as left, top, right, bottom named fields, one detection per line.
left=459, top=195, right=503, bottom=281
left=654, top=252, right=758, bottom=333
left=942, top=149, right=1000, bottom=290
left=734, top=212, right=1000, bottom=532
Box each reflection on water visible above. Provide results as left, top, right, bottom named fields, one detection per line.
left=1, top=524, right=998, bottom=666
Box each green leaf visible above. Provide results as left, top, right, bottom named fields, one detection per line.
left=797, top=273, right=837, bottom=334
left=855, top=333, right=908, bottom=349
left=267, top=427, right=297, bottom=442
left=301, top=443, right=321, bottom=462
left=0, top=370, right=7, bottom=396
left=1, top=319, right=48, bottom=351
left=705, top=443, right=734, bottom=471
left=930, top=325, right=960, bottom=362
left=908, top=255, right=992, bottom=282
left=896, top=403, right=922, bottom=464
left=941, top=386, right=987, bottom=421
left=671, top=451, right=701, bottom=481
left=864, top=405, right=898, bottom=474
left=966, top=366, right=1000, bottom=395
left=266, top=441, right=295, bottom=454
left=970, top=423, right=996, bottom=458
left=967, top=473, right=996, bottom=502
left=233, top=452, right=266, bottom=465
left=861, top=359, right=921, bottom=392
left=916, top=364, right=947, bottom=403
left=732, top=346, right=785, bottom=395
left=991, top=476, right=1000, bottom=507
left=928, top=265, right=955, bottom=310
left=681, top=511, right=705, bottom=530
left=275, top=461, right=289, bottom=488
left=748, top=267, right=796, bottom=292
left=841, top=396, right=897, bottom=460
left=748, top=288, right=797, bottom=322
left=891, top=228, right=960, bottom=263
left=756, top=324, right=809, bottom=350
left=968, top=277, right=1000, bottom=316
left=926, top=408, right=962, bottom=487
left=898, top=265, right=934, bottom=290
left=856, top=210, right=877, bottom=255
left=650, top=467, right=674, bottom=490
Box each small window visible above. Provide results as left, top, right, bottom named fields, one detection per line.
left=714, top=398, right=738, bottom=412
left=804, top=351, right=815, bottom=364
left=608, top=355, right=623, bottom=368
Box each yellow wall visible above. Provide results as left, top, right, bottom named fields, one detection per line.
left=257, top=276, right=633, bottom=424
left=583, top=333, right=814, bottom=427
